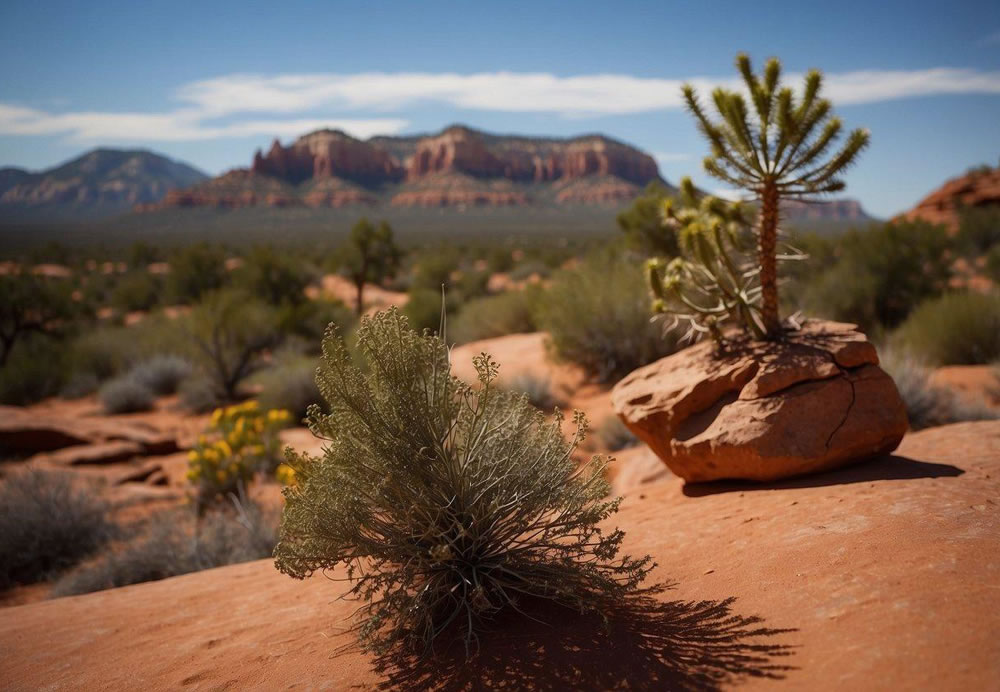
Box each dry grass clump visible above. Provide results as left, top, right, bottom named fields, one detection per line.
left=595, top=416, right=640, bottom=452
left=880, top=348, right=999, bottom=430
left=0, top=469, right=115, bottom=590
left=53, top=497, right=277, bottom=597
left=98, top=375, right=155, bottom=414
left=274, top=309, right=653, bottom=656
left=893, top=292, right=1000, bottom=365
left=501, top=372, right=565, bottom=411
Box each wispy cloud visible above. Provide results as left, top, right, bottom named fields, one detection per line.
left=2, top=67, right=999, bottom=143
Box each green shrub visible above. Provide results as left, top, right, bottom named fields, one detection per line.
left=235, top=245, right=310, bottom=307
left=0, top=469, right=114, bottom=589
left=0, top=335, right=70, bottom=405
left=536, top=251, right=681, bottom=383
left=955, top=205, right=1000, bottom=256
left=616, top=180, right=680, bottom=257
left=99, top=376, right=155, bottom=414
left=274, top=309, right=653, bottom=655
left=178, top=377, right=221, bottom=414
left=595, top=416, right=639, bottom=451
left=60, top=372, right=100, bottom=399
left=129, top=355, right=192, bottom=395
left=449, top=287, right=541, bottom=344
left=800, top=221, right=952, bottom=331
left=257, top=356, right=323, bottom=422
left=986, top=246, right=1000, bottom=283
left=508, top=260, right=551, bottom=282
left=52, top=500, right=277, bottom=597
left=182, top=290, right=281, bottom=400
left=879, top=348, right=999, bottom=429
left=403, top=288, right=446, bottom=334
left=894, top=292, right=1000, bottom=365
left=277, top=298, right=355, bottom=346
left=167, top=243, right=228, bottom=304
left=111, top=271, right=163, bottom=312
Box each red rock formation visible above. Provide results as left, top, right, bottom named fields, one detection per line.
left=406, top=128, right=505, bottom=180
left=252, top=130, right=403, bottom=185
left=554, top=176, right=640, bottom=205
left=782, top=198, right=871, bottom=222
left=899, top=166, right=1000, bottom=232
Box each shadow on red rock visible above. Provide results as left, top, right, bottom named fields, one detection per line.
left=369, top=585, right=798, bottom=691
left=681, top=454, right=964, bottom=497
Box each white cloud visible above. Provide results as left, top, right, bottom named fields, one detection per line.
left=2, top=66, right=998, bottom=143
left=710, top=188, right=745, bottom=202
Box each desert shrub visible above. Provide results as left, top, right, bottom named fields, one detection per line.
left=880, top=348, right=999, bottom=430
left=449, top=287, right=542, bottom=344
left=596, top=416, right=639, bottom=451
left=501, top=373, right=564, bottom=411
left=0, top=469, right=114, bottom=589
left=277, top=298, right=355, bottom=346
left=536, top=251, right=681, bottom=383
left=235, top=245, right=310, bottom=307
left=167, top=243, right=228, bottom=304
left=257, top=356, right=323, bottom=422
left=617, top=180, right=680, bottom=257
left=410, top=251, right=460, bottom=292
left=128, top=355, right=192, bottom=395
left=485, top=247, right=515, bottom=274
left=111, top=271, right=163, bottom=312
left=955, top=205, right=1000, bottom=256
left=0, top=270, right=77, bottom=367
left=68, top=316, right=188, bottom=383
left=274, top=309, right=653, bottom=655
left=403, top=287, right=446, bottom=334
left=98, top=376, right=155, bottom=414
left=177, top=377, right=221, bottom=414
left=52, top=499, right=277, bottom=597
left=0, top=335, right=71, bottom=405
left=986, top=246, right=1000, bottom=284
left=894, top=292, right=1000, bottom=365
left=182, top=290, right=281, bottom=400
left=187, top=400, right=292, bottom=505
left=60, top=371, right=100, bottom=399
left=800, top=221, right=952, bottom=332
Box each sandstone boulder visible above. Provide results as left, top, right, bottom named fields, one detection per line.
left=611, top=320, right=908, bottom=482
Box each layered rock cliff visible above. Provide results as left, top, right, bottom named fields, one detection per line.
left=157, top=125, right=664, bottom=209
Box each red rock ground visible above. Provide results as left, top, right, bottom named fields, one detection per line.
left=2, top=421, right=998, bottom=690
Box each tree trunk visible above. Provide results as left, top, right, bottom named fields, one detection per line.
left=758, top=182, right=781, bottom=338
left=354, top=279, right=365, bottom=317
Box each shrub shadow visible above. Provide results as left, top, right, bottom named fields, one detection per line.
left=371, top=586, right=798, bottom=691
left=682, top=454, right=964, bottom=497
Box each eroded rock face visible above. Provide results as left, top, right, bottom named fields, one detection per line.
left=900, top=165, right=1000, bottom=233
left=611, top=321, right=908, bottom=482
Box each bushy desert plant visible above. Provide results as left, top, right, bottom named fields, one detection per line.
left=52, top=498, right=277, bottom=597
left=128, top=354, right=192, bottom=395
left=449, top=287, right=542, bottom=344
left=894, top=292, right=1000, bottom=365
left=955, top=205, right=1000, bottom=256
left=800, top=221, right=951, bottom=331
left=187, top=400, right=292, bottom=504
left=403, top=287, right=447, bottom=334
left=683, top=53, right=869, bottom=337
left=0, top=270, right=77, bottom=367
left=257, top=355, right=323, bottom=421
left=177, top=377, right=221, bottom=414
left=183, top=290, right=281, bottom=400
left=0, top=335, right=71, bottom=405
left=879, top=348, right=999, bottom=429
left=339, top=218, right=403, bottom=316
left=274, top=309, right=653, bottom=655
left=98, top=375, right=155, bottom=414
left=536, top=250, right=680, bottom=383
left=167, top=242, right=228, bottom=304
left=595, top=416, right=640, bottom=452
left=617, top=180, right=681, bottom=258
left=0, top=469, right=114, bottom=589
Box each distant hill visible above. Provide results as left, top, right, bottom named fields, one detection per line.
left=899, top=165, right=1000, bottom=233
left=0, top=149, right=208, bottom=220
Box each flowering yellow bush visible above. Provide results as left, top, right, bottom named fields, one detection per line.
left=187, top=400, right=292, bottom=503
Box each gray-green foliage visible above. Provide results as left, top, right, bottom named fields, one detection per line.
left=893, top=292, right=1000, bottom=365
left=98, top=375, right=155, bottom=414
left=449, top=287, right=541, bottom=344
left=537, top=250, right=681, bottom=383
left=274, top=309, right=653, bottom=655
left=0, top=469, right=114, bottom=590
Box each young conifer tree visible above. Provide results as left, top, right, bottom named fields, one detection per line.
left=682, top=54, right=869, bottom=338
left=342, top=218, right=402, bottom=316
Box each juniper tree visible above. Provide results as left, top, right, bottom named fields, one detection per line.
left=682, top=53, right=869, bottom=338
left=341, top=218, right=402, bottom=316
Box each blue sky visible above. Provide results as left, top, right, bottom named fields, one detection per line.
left=1, top=0, right=998, bottom=216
